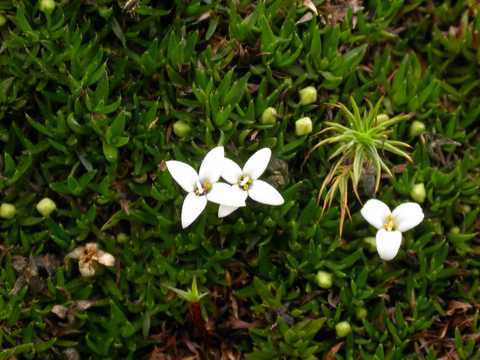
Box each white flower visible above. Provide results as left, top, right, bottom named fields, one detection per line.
left=218, top=148, right=285, bottom=218
left=360, top=199, right=424, bottom=261
left=66, top=243, right=115, bottom=277
left=166, top=146, right=246, bottom=228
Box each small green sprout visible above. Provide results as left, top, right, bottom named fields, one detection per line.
left=308, top=97, right=413, bottom=235
left=167, top=276, right=208, bottom=303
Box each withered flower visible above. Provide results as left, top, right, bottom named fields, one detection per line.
left=66, top=243, right=115, bottom=277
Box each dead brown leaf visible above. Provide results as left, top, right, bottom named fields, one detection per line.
left=324, top=341, right=344, bottom=360
left=446, top=301, right=472, bottom=316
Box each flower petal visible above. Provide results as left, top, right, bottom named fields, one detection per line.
left=199, top=146, right=224, bottom=183
left=242, top=148, right=271, bottom=179
left=97, top=251, right=115, bottom=267
left=221, top=157, right=242, bottom=184
left=181, top=193, right=207, bottom=229
left=248, top=180, right=284, bottom=205
left=207, top=183, right=247, bottom=207
left=218, top=204, right=240, bottom=218
left=360, top=199, right=391, bottom=230
left=66, top=246, right=84, bottom=259
left=79, top=261, right=96, bottom=277
left=392, top=202, right=424, bottom=232
left=166, top=160, right=198, bottom=193
left=376, top=229, right=402, bottom=261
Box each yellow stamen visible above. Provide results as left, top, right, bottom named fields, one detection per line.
left=384, top=215, right=395, bottom=231
left=194, top=180, right=212, bottom=196
left=239, top=175, right=253, bottom=191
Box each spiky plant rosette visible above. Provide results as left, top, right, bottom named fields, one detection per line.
left=311, top=97, right=413, bottom=233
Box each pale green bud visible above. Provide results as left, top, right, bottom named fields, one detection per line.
left=449, top=226, right=460, bottom=235
left=36, top=198, right=56, bottom=217
left=335, top=321, right=352, bottom=337
left=409, top=120, right=425, bottom=137
left=261, top=107, right=278, bottom=124
left=356, top=307, right=367, bottom=320
left=0, top=203, right=16, bottom=219
left=173, top=121, right=191, bottom=138
left=299, top=86, right=317, bottom=105
left=116, top=232, right=129, bottom=243
left=410, top=183, right=426, bottom=204
left=0, top=14, right=6, bottom=27
left=375, top=114, right=389, bottom=123
left=39, top=0, right=56, bottom=13
left=295, top=117, right=313, bottom=136
left=315, top=271, right=333, bottom=289
left=363, top=236, right=376, bottom=252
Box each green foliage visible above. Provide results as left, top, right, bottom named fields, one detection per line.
left=0, top=0, right=479, bottom=359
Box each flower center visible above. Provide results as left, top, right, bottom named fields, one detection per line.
left=383, top=214, right=396, bottom=231
left=238, top=175, right=253, bottom=191
left=194, top=180, right=212, bottom=196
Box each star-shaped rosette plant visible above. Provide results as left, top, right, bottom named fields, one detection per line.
left=166, top=146, right=246, bottom=228
left=361, top=199, right=424, bottom=261
left=218, top=148, right=285, bottom=218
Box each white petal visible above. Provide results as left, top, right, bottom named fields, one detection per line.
left=207, top=183, right=247, bottom=207
left=79, top=261, right=96, bottom=277
left=218, top=204, right=240, bottom=218
left=97, top=251, right=115, bottom=267
left=66, top=246, right=84, bottom=260
left=85, top=243, right=98, bottom=251
left=221, top=157, right=242, bottom=184
left=392, top=202, right=424, bottom=232
left=360, top=199, right=391, bottom=230
left=199, top=146, right=224, bottom=183
left=242, top=148, right=271, bottom=180
left=376, top=229, right=402, bottom=261
left=248, top=180, right=284, bottom=205
left=166, top=160, right=198, bottom=193
left=181, top=193, right=207, bottom=228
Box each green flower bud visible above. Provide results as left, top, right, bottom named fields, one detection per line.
left=356, top=307, right=367, bottom=320
left=409, top=120, right=425, bottom=137
left=0, top=203, right=16, bottom=219
left=363, top=236, right=376, bottom=252
left=173, top=121, right=191, bottom=138
left=116, top=232, right=129, bottom=243
left=410, top=183, right=426, bottom=204
left=299, top=86, right=317, bottom=105
left=449, top=226, right=460, bottom=235
left=39, top=0, right=56, bottom=13
left=335, top=321, right=352, bottom=337
left=36, top=197, right=56, bottom=217
left=375, top=114, right=389, bottom=123
left=295, top=117, right=313, bottom=136
left=0, top=14, right=7, bottom=27
left=316, top=271, right=333, bottom=289
left=261, top=107, right=278, bottom=124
